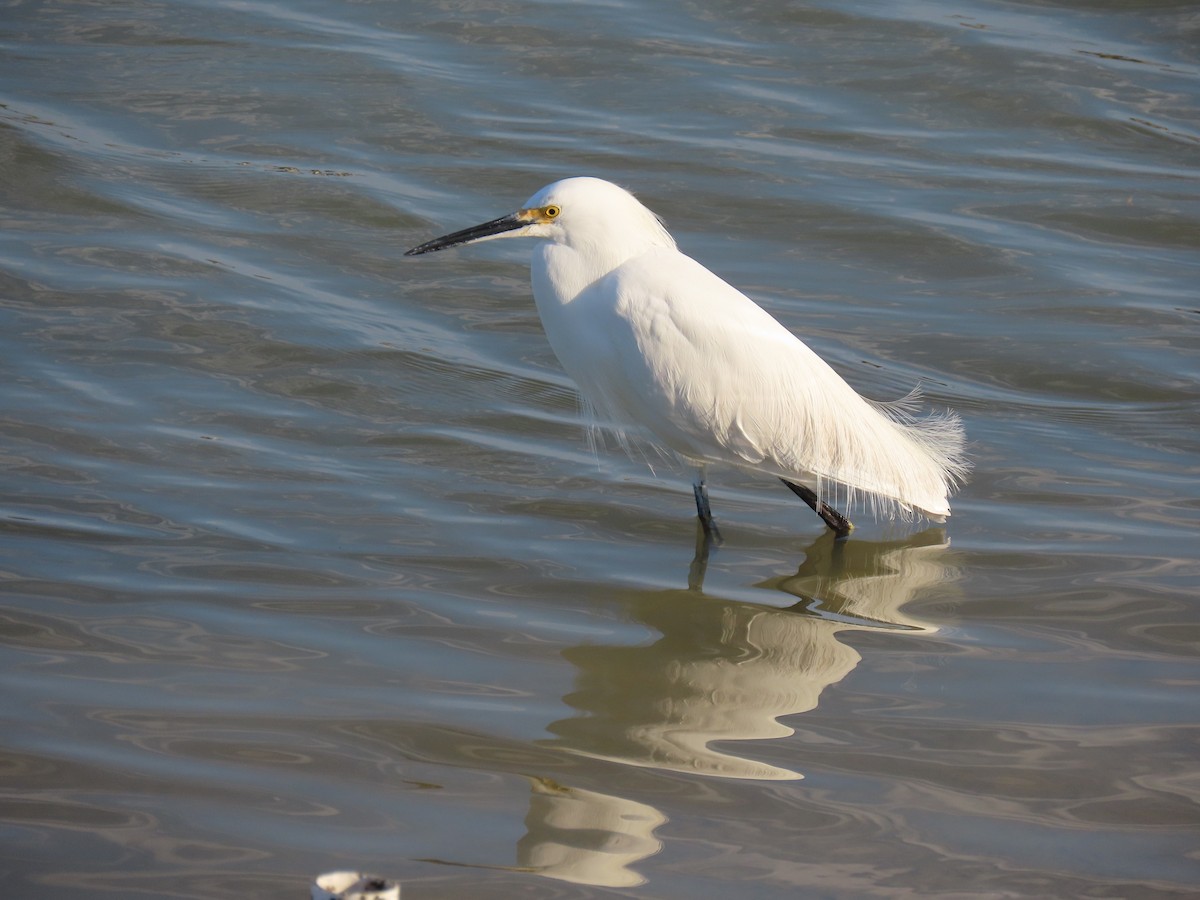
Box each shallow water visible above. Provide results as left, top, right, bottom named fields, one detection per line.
left=2, top=0, right=1198, bottom=897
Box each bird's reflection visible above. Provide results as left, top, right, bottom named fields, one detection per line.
left=420, top=530, right=959, bottom=889
left=542, top=528, right=956, bottom=781
left=515, top=777, right=666, bottom=888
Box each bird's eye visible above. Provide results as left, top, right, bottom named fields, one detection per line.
left=544, top=205, right=561, bottom=219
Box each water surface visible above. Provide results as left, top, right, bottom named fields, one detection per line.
left=2, top=0, right=1198, bottom=897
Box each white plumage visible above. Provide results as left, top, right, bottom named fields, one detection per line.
left=407, top=176, right=968, bottom=536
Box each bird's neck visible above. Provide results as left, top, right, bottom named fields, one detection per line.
left=533, top=231, right=668, bottom=306
left=532, top=244, right=605, bottom=306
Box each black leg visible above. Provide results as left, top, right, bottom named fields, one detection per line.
left=781, top=479, right=854, bottom=538
left=692, top=475, right=723, bottom=545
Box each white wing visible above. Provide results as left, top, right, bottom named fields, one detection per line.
left=566, top=248, right=967, bottom=520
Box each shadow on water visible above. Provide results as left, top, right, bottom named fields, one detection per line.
left=422, top=528, right=960, bottom=887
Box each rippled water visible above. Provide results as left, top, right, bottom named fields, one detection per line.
left=2, top=1, right=1198, bottom=897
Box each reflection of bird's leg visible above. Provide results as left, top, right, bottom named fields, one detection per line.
left=781, top=480, right=854, bottom=538
left=692, top=469, right=723, bottom=544
left=688, top=519, right=715, bottom=591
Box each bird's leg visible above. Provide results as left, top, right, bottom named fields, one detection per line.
left=692, top=470, right=723, bottom=545
left=781, top=480, right=854, bottom=538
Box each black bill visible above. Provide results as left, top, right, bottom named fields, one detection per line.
left=404, top=212, right=525, bottom=256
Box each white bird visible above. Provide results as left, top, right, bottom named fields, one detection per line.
left=406, top=177, right=967, bottom=539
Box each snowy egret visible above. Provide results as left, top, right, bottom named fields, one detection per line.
left=406, top=177, right=967, bottom=538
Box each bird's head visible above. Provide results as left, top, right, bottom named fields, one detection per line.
left=404, top=177, right=675, bottom=258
